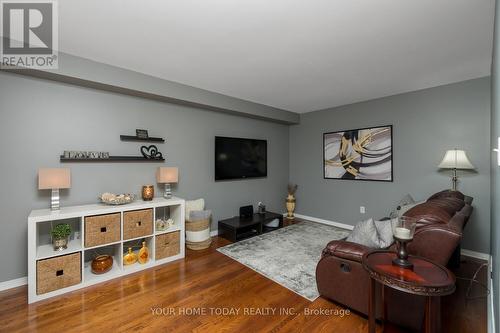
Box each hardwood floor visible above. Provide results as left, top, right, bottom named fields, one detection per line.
left=0, top=236, right=487, bottom=333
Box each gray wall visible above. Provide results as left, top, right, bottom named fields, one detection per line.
left=290, top=77, right=491, bottom=253
left=4, top=50, right=300, bottom=124
left=491, top=0, right=499, bottom=327
left=0, top=71, right=290, bottom=282
left=0, top=68, right=491, bottom=283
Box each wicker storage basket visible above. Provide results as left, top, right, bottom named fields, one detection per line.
left=36, top=252, right=81, bottom=295
left=186, top=238, right=212, bottom=250
left=84, top=213, right=121, bottom=247
left=185, top=218, right=212, bottom=250
left=155, top=231, right=180, bottom=260
left=123, top=209, right=153, bottom=240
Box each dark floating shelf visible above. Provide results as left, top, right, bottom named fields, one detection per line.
left=60, top=156, right=165, bottom=162
left=120, top=135, right=165, bottom=143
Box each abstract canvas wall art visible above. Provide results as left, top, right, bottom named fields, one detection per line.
left=323, top=125, right=393, bottom=181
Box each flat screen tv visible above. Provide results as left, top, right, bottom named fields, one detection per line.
left=215, top=136, right=267, bottom=180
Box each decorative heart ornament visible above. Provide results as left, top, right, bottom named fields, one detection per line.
left=140, top=145, right=163, bottom=159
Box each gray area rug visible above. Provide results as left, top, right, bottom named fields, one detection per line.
left=217, top=221, right=350, bottom=301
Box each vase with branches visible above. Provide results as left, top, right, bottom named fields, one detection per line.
left=286, top=184, right=298, bottom=219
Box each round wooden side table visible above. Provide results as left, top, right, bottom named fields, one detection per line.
left=362, top=250, right=455, bottom=333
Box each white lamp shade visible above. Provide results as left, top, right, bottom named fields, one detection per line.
left=38, top=168, right=71, bottom=189
left=438, top=150, right=475, bottom=170
left=157, top=167, right=178, bottom=183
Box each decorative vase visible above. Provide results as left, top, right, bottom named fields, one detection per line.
left=138, top=241, right=149, bottom=264
left=123, top=247, right=138, bottom=266
left=142, top=185, right=154, bottom=201
left=286, top=194, right=296, bottom=219
left=91, top=255, right=113, bottom=274
left=52, top=236, right=69, bottom=251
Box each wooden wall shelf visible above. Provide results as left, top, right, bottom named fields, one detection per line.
left=120, top=135, right=165, bottom=143
left=60, top=156, right=165, bottom=162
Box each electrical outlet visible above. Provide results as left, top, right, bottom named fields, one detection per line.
left=360, top=206, right=366, bottom=214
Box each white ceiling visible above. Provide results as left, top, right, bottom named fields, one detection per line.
left=58, top=0, right=494, bottom=113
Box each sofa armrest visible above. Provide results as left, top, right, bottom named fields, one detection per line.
left=464, top=195, right=473, bottom=205
left=322, top=240, right=372, bottom=263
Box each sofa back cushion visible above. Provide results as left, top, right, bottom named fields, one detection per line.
left=407, top=224, right=462, bottom=265
left=428, top=189, right=465, bottom=201
left=425, top=197, right=465, bottom=216
left=404, top=203, right=452, bottom=226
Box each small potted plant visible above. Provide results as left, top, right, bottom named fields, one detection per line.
left=51, top=223, right=71, bottom=251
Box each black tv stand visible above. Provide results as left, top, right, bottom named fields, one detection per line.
left=218, top=212, right=284, bottom=242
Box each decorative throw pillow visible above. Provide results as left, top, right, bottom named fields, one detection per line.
left=346, top=218, right=380, bottom=248
left=398, top=201, right=424, bottom=217
left=374, top=219, right=394, bottom=248
left=397, top=194, right=415, bottom=209
left=189, top=210, right=212, bottom=221
left=185, top=198, right=205, bottom=220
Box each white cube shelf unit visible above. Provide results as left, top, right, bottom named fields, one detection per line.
left=28, top=197, right=185, bottom=304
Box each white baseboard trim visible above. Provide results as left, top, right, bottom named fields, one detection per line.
left=0, top=276, right=27, bottom=292
left=211, top=213, right=355, bottom=237
left=293, top=213, right=354, bottom=231
left=488, top=255, right=495, bottom=333
left=461, top=249, right=491, bottom=261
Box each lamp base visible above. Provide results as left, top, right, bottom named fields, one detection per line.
left=451, top=168, right=458, bottom=191
left=163, top=183, right=172, bottom=199
left=51, top=188, right=60, bottom=211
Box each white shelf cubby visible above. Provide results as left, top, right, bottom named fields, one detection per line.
left=28, top=197, right=185, bottom=304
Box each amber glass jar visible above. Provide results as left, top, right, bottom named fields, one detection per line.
left=91, top=255, right=113, bottom=274
left=142, top=185, right=154, bottom=201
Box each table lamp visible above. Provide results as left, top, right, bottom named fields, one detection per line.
left=156, top=167, right=178, bottom=199
left=438, top=149, right=475, bottom=190
left=38, top=168, right=71, bottom=210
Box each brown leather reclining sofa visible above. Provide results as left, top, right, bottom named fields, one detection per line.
left=316, top=190, right=473, bottom=330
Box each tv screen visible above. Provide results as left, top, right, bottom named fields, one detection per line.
left=215, top=136, right=267, bottom=180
